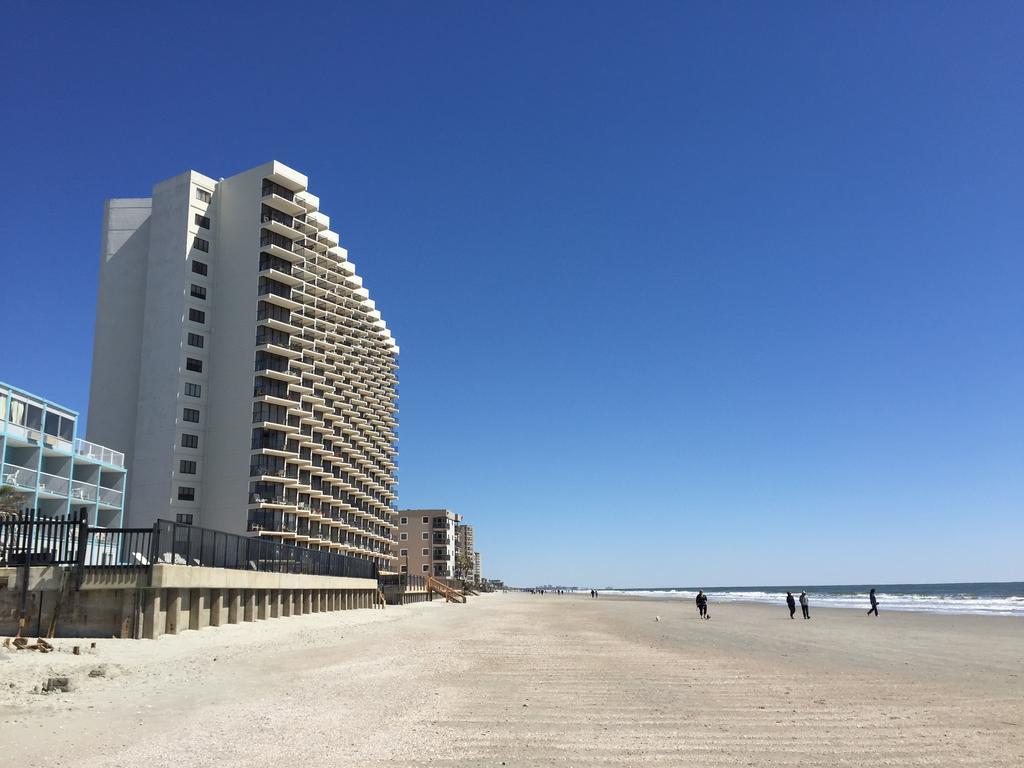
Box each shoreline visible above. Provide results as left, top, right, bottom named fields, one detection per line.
left=587, top=590, right=1024, bottom=617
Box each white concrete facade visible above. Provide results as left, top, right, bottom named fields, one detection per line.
left=88, top=162, right=399, bottom=571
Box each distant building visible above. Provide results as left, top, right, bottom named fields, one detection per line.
left=86, top=161, right=398, bottom=572
left=1, top=382, right=126, bottom=526
left=396, top=509, right=461, bottom=578
left=474, top=551, right=482, bottom=583
left=455, top=523, right=477, bottom=582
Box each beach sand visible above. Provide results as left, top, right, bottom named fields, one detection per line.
left=1, top=593, right=1021, bottom=766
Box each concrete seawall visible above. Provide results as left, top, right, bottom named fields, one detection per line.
left=0, top=564, right=381, bottom=639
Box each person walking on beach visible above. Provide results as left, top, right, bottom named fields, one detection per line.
left=867, top=588, right=879, bottom=616
left=786, top=591, right=796, bottom=619
left=799, top=591, right=810, bottom=619
left=695, top=590, right=708, bottom=619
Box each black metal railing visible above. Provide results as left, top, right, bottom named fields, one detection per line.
left=0, top=513, right=378, bottom=585
left=379, top=574, right=426, bottom=590
left=153, top=520, right=377, bottom=579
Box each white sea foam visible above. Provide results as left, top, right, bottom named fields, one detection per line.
left=599, top=589, right=1024, bottom=616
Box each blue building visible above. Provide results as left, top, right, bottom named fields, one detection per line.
left=1, top=382, right=126, bottom=526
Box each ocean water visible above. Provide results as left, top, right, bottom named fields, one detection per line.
left=593, top=583, right=1024, bottom=616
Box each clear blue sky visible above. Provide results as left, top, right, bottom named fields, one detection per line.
left=2, top=3, right=1021, bottom=587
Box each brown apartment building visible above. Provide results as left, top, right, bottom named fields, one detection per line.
left=396, top=509, right=461, bottom=577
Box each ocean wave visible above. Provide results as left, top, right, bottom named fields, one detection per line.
left=592, top=588, right=1024, bottom=616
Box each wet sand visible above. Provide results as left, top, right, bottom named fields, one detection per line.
left=1, top=593, right=1021, bottom=766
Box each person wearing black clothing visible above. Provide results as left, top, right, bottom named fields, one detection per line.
left=799, top=591, right=810, bottom=619
left=786, top=591, right=797, bottom=619
left=695, top=590, right=708, bottom=619
left=867, top=588, right=879, bottom=616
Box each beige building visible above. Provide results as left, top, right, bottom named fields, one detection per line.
left=455, top=523, right=479, bottom=583
left=396, top=509, right=461, bottom=577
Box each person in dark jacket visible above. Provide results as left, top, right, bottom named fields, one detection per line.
left=799, top=591, right=810, bottom=619
left=786, top=591, right=797, bottom=619
left=695, top=590, right=707, bottom=619
left=867, top=588, right=879, bottom=616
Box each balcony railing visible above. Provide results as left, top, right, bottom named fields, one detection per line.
left=1, top=463, right=38, bottom=490
left=97, top=487, right=123, bottom=506
left=71, top=480, right=98, bottom=502
left=73, top=438, right=124, bottom=468
left=38, top=471, right=70, bottom=496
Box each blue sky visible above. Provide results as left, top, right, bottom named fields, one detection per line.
left=2, top=3, right=1021, bottom=586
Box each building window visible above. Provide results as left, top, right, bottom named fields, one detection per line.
left=182, top=407, right=200, bottom=423
left=194, top=213, right=210, bottom=229
left=176, top=513, right=194, bottom=525
left=184, top=382, right=201, bottom=398
left=181, top=433, right=198, bottom=449
left=399, top=548, right=407, bottom=556
left=189, top=308, right=206, bottom=324
left=421, top=532, right=429, bottom=540
left=195, top=188, right=211, bottom=203
left=187, top=333, right=204, bottom=348
left=400, top=565, right=408, bottom=573
left=186, top=357, right=203, bottom=373
left=179, top=460, right=197, bottom=474
left=192, top=260, right=208, bottom=276
left=422, top=548, right=429, bottom=556
left=191, top=284, right=207, bottom=300
left=422, top=517, right=429, bottom=523
left=193, top=237, right=210, bottom=253
left=399, top=516, right=407, bottom=525
left=178, top=486, right=195, bottom=501
left=399, top=533, right=407, bottom=541
left=422, top=565, right=430, bottom=572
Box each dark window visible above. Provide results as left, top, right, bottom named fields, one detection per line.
left=189, top=308, right=205, bottom=323
left=195, top=188, right=211, bottom=203
left=182, top=407, right=200, bottom=423
left=190, top=284, right=207, bottom=300
left=192, top=260, right=208, bottom=276
left=176, top=513, right=194, bottom=525
left=261, top=179, right=294, bottom=201
left=177, top=486, right=195, bottom=501
left=187, top=333, right=204, bottom=348
left=259, top=230, right=292, bottom=250
left=184, top=382, right=201, bottom=398
left=181, top=433, right=199, bottom=449
left=193, top=237, right=210, bottom=253
left=257, top=276, right=290, bottom=299
left=256, top=327, right=289, bottom=347
left=259, top=252, right=292, bottom=274
left=186, top=357, right=203, bottom=373
left=422, top=517, right=429, bottom=524
left=252, top=402, right=287, bottom=424
left=44, top=411, right=74, bottom=440
left=194, top=213, right=210, bottom=229
left=256, top=301, right=290, bottom=323
left=179, top=459, right=197, bottom=474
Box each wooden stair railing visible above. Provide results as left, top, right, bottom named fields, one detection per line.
left=426, top=575, right=466, bottom=603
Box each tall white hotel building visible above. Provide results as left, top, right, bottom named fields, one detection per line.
left=87, top=161, right=399, bottom=572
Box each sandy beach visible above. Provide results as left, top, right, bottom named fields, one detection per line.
left=1, top=593, right=1021, bottom=767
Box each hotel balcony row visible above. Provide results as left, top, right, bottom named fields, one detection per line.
left=1, top=382, right=126, bottom=527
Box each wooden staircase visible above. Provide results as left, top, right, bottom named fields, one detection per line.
left=427, top=575, right=466, bottom=603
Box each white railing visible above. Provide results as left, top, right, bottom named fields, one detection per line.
left=97, top=487, right=123, bottom=506
left=1, top=463, right=38, bottom=489
left=73, top=438, right=125, bottom=468
left=71, top=480, right=98, bottom=502
left=38, top=471, right=70, bottom=496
